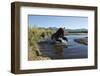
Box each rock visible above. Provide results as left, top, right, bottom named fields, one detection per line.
left=74, top=37, right=88, bottom=45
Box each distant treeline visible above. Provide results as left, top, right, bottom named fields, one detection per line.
left=65, top=29, right=88, bottom=33
left=38, top=27, right=88, bottom=33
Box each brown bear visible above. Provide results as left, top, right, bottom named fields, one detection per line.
left=51, top=28, right=68, bottom=43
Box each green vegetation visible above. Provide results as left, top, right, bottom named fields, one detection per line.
left=28, top=27, right=55, bottom=60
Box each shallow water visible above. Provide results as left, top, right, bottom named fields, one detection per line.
left=39, top=34, right=88, bottom=59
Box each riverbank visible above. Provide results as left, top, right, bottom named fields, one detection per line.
left=65, top=33, right=88, bottom=35
left=74, top=37, right=88, bottom=45
left=28, top=27, right=54, bottom=61
left=28, top=45, right=51, bottom=61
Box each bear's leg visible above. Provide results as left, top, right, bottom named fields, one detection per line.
left=62, top=37, right=68, bottom=41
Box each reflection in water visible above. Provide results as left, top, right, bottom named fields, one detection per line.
left=53, top=44, right=64, bottom=59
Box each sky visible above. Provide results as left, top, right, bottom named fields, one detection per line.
left=28, top=15, right=88, bottom=29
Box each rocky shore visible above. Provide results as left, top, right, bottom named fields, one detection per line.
left=74, top=37, right=88, bottom=45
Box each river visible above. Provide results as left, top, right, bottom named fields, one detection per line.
left=39, top=34, right=88, bottom=60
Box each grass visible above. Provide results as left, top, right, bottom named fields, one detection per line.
left=28, top=27, right=55, bottom=60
